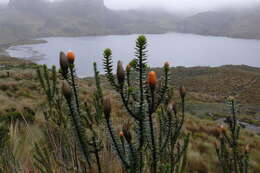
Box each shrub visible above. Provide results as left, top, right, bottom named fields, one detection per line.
left=102, top=35, right=189, bottom=173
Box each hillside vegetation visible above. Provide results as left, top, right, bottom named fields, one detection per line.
left=0, top=46, right=259, bottom=172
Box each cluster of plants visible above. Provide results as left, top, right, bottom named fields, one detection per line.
left=0, top=35, right=254, bottom=173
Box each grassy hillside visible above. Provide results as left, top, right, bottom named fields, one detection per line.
left=0, top=54, right=259, bottom=172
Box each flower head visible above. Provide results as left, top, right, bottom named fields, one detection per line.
left=117, top=61, right=125, bottom=85
left=179, top=86, right=186, bottom=99
left=59, top=51, right=69, bottom=75
left=62, top=81, right=72, bottom=101
left=148, top=71, right=157, bottom=90
left=103, top=96, right=112, bottom=120
left=164, top=62, right=170, bottom=71
left=67, top=50, right=75, bottom=64
left=126, top=64, right=131, bottom=73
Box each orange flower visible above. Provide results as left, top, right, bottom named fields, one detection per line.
left=67, top=50, right=75, bottom=64
left=148, top=71, right=157, bottom=90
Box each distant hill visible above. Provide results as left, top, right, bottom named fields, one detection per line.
left=0, top=0, right=178, bottom=43
left=176, top=7, right=260, bottom=39
left=0, top=0, right=260, bottom=44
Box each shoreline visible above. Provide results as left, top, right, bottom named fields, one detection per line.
left=0, top=39, right=47, bottom=60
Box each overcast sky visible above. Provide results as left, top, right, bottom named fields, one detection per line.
left=1, top=0, right=260, bottom=13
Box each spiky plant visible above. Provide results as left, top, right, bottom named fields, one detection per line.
left=103, top=35, right=189, bottom=173
left=214, top=96, right=250, bottom=173
left=59, top=51, right=104, bottom=171
left=36, top=55, right=104, bottom=172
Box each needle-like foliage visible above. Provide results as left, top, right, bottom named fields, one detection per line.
left=103, top=35, right=190, bottom=173
left=214, top=97, right=250, bottom=173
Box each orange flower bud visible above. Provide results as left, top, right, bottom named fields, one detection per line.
left=148, top=71, right=157, bottom=90
left=67, top=50, right=75, bottom=64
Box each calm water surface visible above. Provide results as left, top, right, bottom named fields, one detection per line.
left=7, top=33, right=260, bottom=77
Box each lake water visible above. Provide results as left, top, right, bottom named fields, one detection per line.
left=7, top=33, right=260, bottom=77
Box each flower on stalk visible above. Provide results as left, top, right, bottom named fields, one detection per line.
left=179, top=86, right=186, bottom=99
left=122, top=122, right=132, bottom=143
left=62, top=81, right=72, bottom=101
left=164, top=62, right=170, bottom=71
left=148, top=71, right=157, bottom=91
left=117, top=61, right=125, bottom=85
left=67, top=50, right=75, bottom=64
left=126, top=64, right=131, bottom=73
left=60, top=51, right=69, bottom=74
left=103, top=96, right=112, bottom=120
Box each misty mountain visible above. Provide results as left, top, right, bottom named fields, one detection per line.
left=0, top=0, right=260, bottom=44
left=176, top=7, right=260, bottom=39
left=0, top=0, right=178, bottom=43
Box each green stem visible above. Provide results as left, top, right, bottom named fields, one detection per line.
left=106, top=118, right=129, bottom=169
left=92, top=137, right=102, bottom=173
left=67, top=101, right=91, bottom=167
left=69, top=65, right=81, bottom=115
left=149, top=90, right=157, bottom=173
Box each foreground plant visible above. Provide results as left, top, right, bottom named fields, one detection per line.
left=103, top=35, right=189, bottom=173
left=214, top=97, right=251, bottom=173
left=36, top=52, right=104, bottom=172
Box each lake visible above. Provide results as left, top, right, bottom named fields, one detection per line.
left=7, top=33, right=260, bottom=77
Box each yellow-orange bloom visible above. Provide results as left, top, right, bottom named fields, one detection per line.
left=67, top=50, right=75, bottom=64
left=148, top=71, right=157, bottom=90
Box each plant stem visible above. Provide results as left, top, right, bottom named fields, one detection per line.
left=149, top=90, right=157, bottom=173
left=106, top=118, right=129, bottom=169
